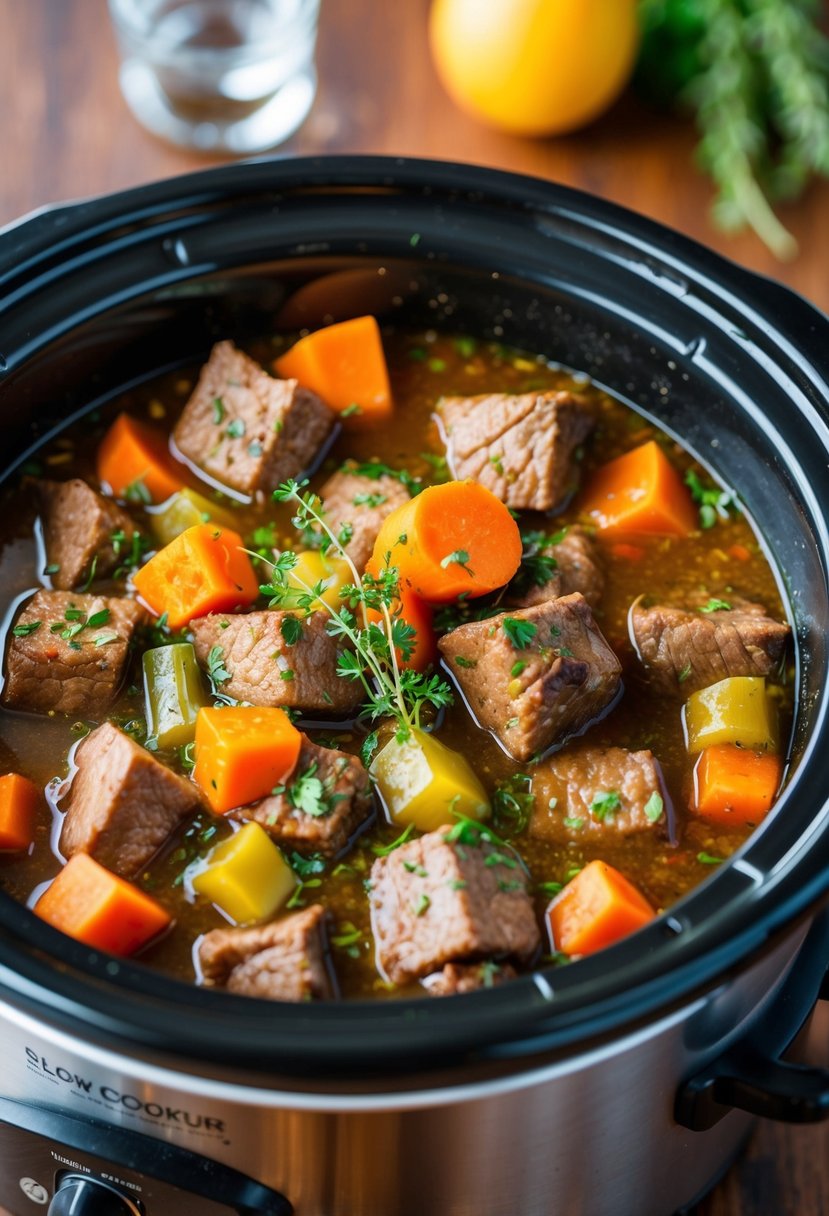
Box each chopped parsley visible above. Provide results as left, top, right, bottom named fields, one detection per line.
left=644, top=792, right=664, bottom=822
left=352, top=492, right=387, bottom=508
left=212, top=397, right=226, bottom=424
left=697, top=851, right=725, bottom=865
left=492, top=773, right=534, bottom=835
left=371, top=824, right=415, bottom=856
left=341, top=403, right=363, bottom=418
left=454, top=655, right=477, bottom=669
left=12, top=621, right=41, bottom=637
left=563, top=816, right=585, bottom=830
left=413, top=893, right=431, bottom=917
left=124, top=476, right=151, bottom=505
left=678, top=662, right=693, bottom=683
left=685, top=469, right=737, bottom=530
left=360, top=730, right=379, bottom=767
left=502, top=617, right=538, bottom=650
left=590, top=790, right=621, bottom=821
left=440, top=548, right=474, bottom=576
left=225, top=418, right=246, bottom=439
left=700, top=598, right=732, bottom=613
left=280, top=616, right=303, bottom=646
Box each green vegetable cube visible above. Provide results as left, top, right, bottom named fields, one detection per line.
left=143, top=642, right=208, bottom=750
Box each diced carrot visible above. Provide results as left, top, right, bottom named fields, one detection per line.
left=729, top=544, right=752, bottom=562
left=133, top=523, right=259, bottom=631
left=274, top=315, right=392, bottom=427
left=96, top=413, right=187, bottom=503
left=693, top=744, right=782, bottom=826
left=366, top=559, right=436, bottom=672
left=371, top=480, right=522, bottom=603
left=193, top=706, right=303, bottom=815
left=34, top=853, right=171, bottom=956
left=610, top=542, right=645, bottom=562
left=579, top=441, right=696, bottom=538
left=547, top=859, right=656, bottom=956
left=0, top=773, right=39, bottom=851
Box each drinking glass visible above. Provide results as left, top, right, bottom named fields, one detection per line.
left=108, top=0, right=321, bottom=154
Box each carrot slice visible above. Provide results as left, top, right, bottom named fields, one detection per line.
left=193, top=706, right=302, bottom=814
left=371, top=480, right=522, bottom=603
left=548, top=859, right=656, bottom=956
left=97, top=413, right=187, bottom=503
left=366, top=558, right=436, bottom=672
left=132, top=523, right=259, bottom=631
left=0, top=773, right=39, bottom=851
left=274, top=315, right=392, bottom=427
left=35, top=853, right=171, bottom=956
left=610, top=542, right=645, bottom=562
left=580, top=440, right=696, bottom=538
left=693, top=744, right=782, bottom=826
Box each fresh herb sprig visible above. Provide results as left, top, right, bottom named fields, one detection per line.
left=637, top=0, right=829, bottom=259
left=255, top=480, right=453, bottom=742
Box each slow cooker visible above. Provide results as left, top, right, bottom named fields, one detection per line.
left=0, top=157, right=827, bottom=1216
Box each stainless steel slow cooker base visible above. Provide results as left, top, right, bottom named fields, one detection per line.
left=0, top=926, right=810, bottom=1216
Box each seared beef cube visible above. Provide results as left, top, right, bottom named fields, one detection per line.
left=235, top=735, right=374, bottom=857
left=38, top=479, right=138, bottom=591
left=422, top=961, right=518, bottom=997
left=198, top=905, right=333, bottom=1001
left=630, top=596, right=789, bottom=697
left=59, top=722, right=201, bottom=878
left=173, top=341, right=335, bottom=498
left=190, top=609, right=361, bottom=713
left=319, top=467, right=409, bottom=572
left=2, top=590, right=144, bottom=717
left=440, top=390, right=594, bottom=511
left=529, top=746, right=668, bottom=843
left=508, top=525, right=604, bottom=610
left=438, top=594, right=622, bottom=762
left=369, top=826, right=540, bottom=984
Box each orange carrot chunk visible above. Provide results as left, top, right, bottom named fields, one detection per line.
left=274, top=315, right=392, bottom=427
left=580, top=440, right=696, bottom=538
left=35, top=853, right=171, bottom=956
left=132, top=523, right=259, bottom=631
left=0, top=773, right=39, bottom=851
left=548, top=859, right=656, bottom=956
left=371, top=480, right=522, bottom=603
left=693, top=744, right=782, bottom=826
left=96, top=413, right=187, bottom=503
left=193, top=706, right=303, bottom=815
left=366, top=558, right=436, bottom=672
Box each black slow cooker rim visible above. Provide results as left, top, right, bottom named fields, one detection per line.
left=1, top=155, right=828, bottom=1076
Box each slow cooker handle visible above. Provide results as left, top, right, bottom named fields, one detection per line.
left=676, top=914, right=829, bottom=1131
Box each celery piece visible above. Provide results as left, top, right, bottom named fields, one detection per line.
left=143, top=642, right=208, bottom=750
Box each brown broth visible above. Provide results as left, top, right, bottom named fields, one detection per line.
left=0, top=330, right=793, bottom=998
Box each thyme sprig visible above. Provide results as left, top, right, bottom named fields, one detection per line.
left=255, top=480, right=453, bottom=742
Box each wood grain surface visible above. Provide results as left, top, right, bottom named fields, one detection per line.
left=0, top=2, right=827, bottom=1214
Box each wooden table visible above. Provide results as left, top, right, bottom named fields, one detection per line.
left=1, top=2, right=827, bottom=1214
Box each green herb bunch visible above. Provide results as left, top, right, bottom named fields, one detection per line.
left=255, top=480, right=453, bottom=743
left=637, top=0, right=829, bottom=257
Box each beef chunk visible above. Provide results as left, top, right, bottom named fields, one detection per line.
left=438, top=594, right=622, bottom=762
left=318, top=466, right=409, bottom=571
left=2, top=590, right=144, bottom=717
left=198, top=905, right=333, bottom=1001
left=234, top=736, right=374, bottom=857
left=440, top=390, right=594, bottom=511
left=369, top=826, right=540, bottom=984
left=173, top=341, right=335, bottom=498
left=507, top=525, right=604, bottom=610
left=59, top=722, right=201, bottom=878
left=529, top=746, right=668, bottom=843
left=38, top=479, right=138, bottom=591
left=630, top=596, right=790, bottom=697
left=422, top=961, right=518, bottom=997
left=190, top=609, right=361, bottom=713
